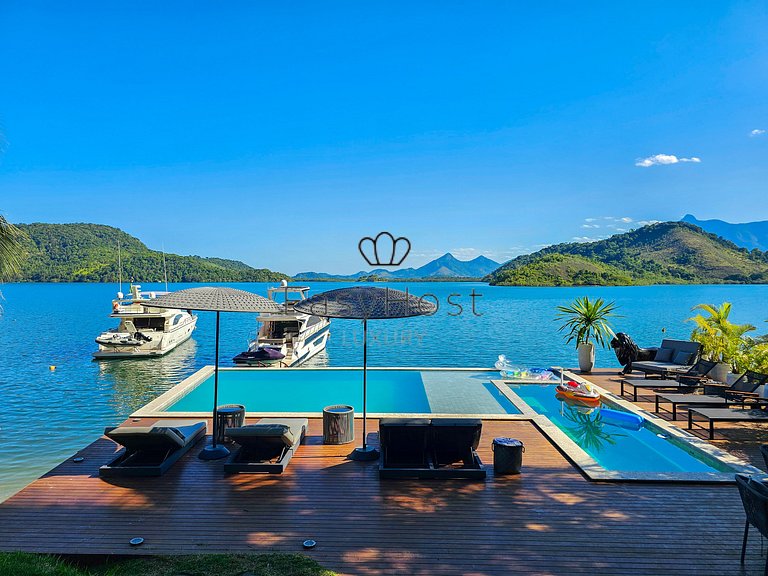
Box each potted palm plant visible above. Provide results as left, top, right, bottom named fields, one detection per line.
left=688, top=302, right=755, bottom=383
left=556, top=296, right=619, bottom=373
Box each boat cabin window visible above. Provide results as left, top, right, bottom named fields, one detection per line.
left=172, top=314, right=184, bottom=326
left=131, top=317, right=166, bottom=331
left=265, top=321, right=301, bottom=338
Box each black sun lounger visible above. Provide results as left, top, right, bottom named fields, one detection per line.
left=100, top=419, right=207, bottom=478
left=379, top=418, right=486, bottom=480
left=620, top=378, right=698, bottom=402
left=655, top=371, right=768, bottom=420
left=688, top=407, right=768, bottom=439
left=224, top=418, right=308, bottom=474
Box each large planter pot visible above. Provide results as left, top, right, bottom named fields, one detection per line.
left=710, top=362, right=731, bottom=384
left=577, top=342, right=595, bottom=373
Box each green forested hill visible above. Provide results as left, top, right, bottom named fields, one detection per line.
left=487, top=222, right=768, bottom=286
left=12, top=223, right=289, bottom=283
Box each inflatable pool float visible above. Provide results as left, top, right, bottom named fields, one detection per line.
left=599, top=407, right=644, bottom=431
left=495, top=355, right=556, bottom=380
left=555, top=380, right=601, bottom=405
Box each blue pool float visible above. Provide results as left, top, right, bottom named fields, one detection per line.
left=600, top=407, right=644, bottom=431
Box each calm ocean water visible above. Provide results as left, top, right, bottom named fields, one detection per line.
left=1, top=281, right=767, bottom=499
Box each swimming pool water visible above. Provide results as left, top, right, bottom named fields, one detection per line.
left=167, top=369, right=519, bottom=415
left=508, top=384, right=730, bottom=474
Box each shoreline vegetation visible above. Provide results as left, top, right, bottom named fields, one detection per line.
left=486, top=222, right=768, bottom=287
left=12, top=223, right=289, bottom=284
left=6, top=221, right=768, bottom=287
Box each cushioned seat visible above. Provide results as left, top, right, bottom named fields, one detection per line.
left=224, top=418, right=308, bottom=474
left=632, top=339, right=701, bottom=378
left=379, top=418, right=431, bottom=469
left=100, top=419, right=207, bottom=478
left=379, top=418, right=486, bottom=480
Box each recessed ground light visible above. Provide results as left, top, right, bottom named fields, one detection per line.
left=73, top=457, right=84, bottom=463
left=656, top=433, right=667, bottom=439
left=302, top=539, right=316, bottom=549
left=132, top=418, right=141, bottom=422
left=129, top=537, right=144, bottom=546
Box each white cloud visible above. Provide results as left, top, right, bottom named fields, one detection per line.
left=572, top=236, right=603, bottom=243
left=637, top=220, right=661, bottom=226
left=635, top=154, right=701, bottom=167
left=581, top=224, right=600, bottom=229
left=750, top=129, right=766, bottom=137
left=619, top=217, right=633, bottom=223
left=584, top=218, right=597, bottom=222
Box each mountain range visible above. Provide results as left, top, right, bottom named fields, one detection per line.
left=681, top=214, right=768, bottom=251
left=12, top=223, right=289, bottom=283
left=294, top=253, right=500, bottom=280
left=486, top=221, right=768, bottom=286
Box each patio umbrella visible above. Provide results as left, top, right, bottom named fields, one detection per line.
left=142, top=287, right=281, bottom=460
left=294, top=286, right=436, bottom=461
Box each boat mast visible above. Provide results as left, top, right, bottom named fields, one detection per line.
left=162, top=245, right=169, bottom=292
left=117, top=239, right=123, bottom=295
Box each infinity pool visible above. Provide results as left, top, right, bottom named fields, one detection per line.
left=508, top=383, right=730, bottom=474
left=164, top=369, right=519, bottom=415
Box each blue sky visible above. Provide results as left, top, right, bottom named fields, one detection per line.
left=1, top=2, right=766, bottom=275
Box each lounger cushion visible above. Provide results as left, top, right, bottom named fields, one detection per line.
left=673, top=351, right=693, bottom=366
left=105, top=420, right=206, bottom=452
left=655, top=348, right=674, bottom=362
left=227, top=424, right=296, bottom=447
left=379, top=419, right=431, bottom=467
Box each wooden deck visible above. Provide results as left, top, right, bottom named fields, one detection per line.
left=0, top=371, right=766, bottom=575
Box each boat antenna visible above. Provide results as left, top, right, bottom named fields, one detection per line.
left=162, top=244, right=169, bottom=292
left=117, top=239, right=123, bottom=295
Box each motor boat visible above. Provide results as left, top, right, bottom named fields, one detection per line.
left=233, top=281, right=330, bottom=367
left=94, top=284, right=197, bottom=359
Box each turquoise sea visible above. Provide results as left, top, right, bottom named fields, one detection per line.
left=1, top=281, right=767, bottom=499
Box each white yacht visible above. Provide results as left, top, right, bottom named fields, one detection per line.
left=233, top=282, right=330, bottom=367
left=94, top=284, right=197, bottom=359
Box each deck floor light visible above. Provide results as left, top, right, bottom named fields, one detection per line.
left=141, top=287, right=281, bottom=460
left=295, top=287, right=436, bottom=461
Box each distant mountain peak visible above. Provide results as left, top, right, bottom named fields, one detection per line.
left=294, top=252, right=500, bottom=280
left=680, top=214, right=768, bottom=251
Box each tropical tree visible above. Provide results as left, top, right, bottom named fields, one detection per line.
left=0, top=215, right=24, bottom=281
left=688, top=302, right=756, bottom=370
left=555, top=296, right=619, bottom=348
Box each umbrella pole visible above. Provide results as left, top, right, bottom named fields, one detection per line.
left=352, top=318, right=379, bottom=461
left=200, top=310, right=230, bottom=460
left=363, top=318, right=367, bottom=450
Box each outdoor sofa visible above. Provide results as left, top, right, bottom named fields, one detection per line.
left=630, top=339, right=702, bottom=378
left=620, top=358, right=718, bottom=402
left=224, top=418, right=308, bottom=474
left=100, top=419, right=207, bottom=478
left=379, top=418, right=486, bottom=480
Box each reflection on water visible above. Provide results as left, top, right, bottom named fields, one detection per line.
left=97, top=339, right=199, bottom=417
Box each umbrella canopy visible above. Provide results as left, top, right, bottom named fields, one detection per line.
left=293, top=286, right=436, bottom=320
left=140, top=286, right=282, bottom=314
left=295, top=286, right=435, bottom=461
left=143, top=287, right=281, bottom=460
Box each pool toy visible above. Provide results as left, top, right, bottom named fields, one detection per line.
left=495, top=355, right=556, bottom=380
left=600, top=407, right=644, bottom=431
left=555, top=380, right=601, bottom=405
